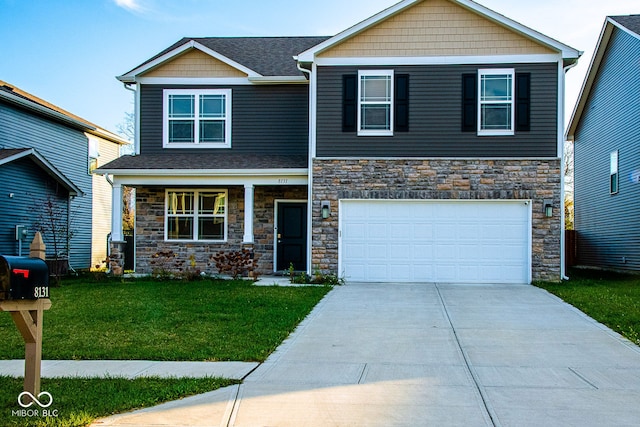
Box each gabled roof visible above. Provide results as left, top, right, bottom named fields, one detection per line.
left=0, top=81, right=129, bottom=145
left=117, top=37, right=330, bottom=83
left=0, top=148, right=83, bottom=196
left=296, top=0, right=581, bottom=64
left=566, top=15, right=640, bottom=141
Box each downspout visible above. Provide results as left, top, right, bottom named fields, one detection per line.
left=297, top=61, right=314, bottom=274
left=123, top=83, right=139, bottom=155
left=560, top=61, right=579, bottom=281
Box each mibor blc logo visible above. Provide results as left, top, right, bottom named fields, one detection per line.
left=18, top=391, right=53, bottom=408
left=12, top=391, right=58, bottom=418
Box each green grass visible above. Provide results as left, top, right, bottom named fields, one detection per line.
left=0, top=276, right=331, bottom=361
left=0, top=375, right=238, bottom=427
left=536, top=268, right=640, bottom=346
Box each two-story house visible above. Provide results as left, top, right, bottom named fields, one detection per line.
left=0, top=80, right=128, bottom=270
left=99, top=0, right=580, bottom=283
left=566, top=15, right=640, bottom=272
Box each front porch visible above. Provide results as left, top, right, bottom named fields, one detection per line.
left=110, top=184, right=308, bottom=277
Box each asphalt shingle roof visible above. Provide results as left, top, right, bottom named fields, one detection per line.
left=610, top=15, right=640, bottom=37
left=130, top=36, right=330, bottom=77
left=96, top=152, right=308, bottom=172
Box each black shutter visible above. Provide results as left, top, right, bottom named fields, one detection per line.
left=342, top=74, right=357, bottom=132
left=516, top=73, right=531, bottom=132
left=395, top=74, right=409, bottom=132
left=461, top=73, right=477, bottom=132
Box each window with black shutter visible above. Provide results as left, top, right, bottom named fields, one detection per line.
left=515, top=73, right=531, bottom=132
left=395, top=74, right=409, bottom=132
left=342, top=74, right=357, bottom=132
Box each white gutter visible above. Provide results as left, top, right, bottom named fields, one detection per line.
left=123, top=83, right=139, bottom=155
left=94, top=168, right=308, bottom=176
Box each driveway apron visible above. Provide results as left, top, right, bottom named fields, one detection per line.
left=97, top=282, right=640, bottom=427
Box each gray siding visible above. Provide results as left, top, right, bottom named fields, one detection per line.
left=316, top=63, right=558, bottom=157
left=139, top=84, right=309, bottom=156
left=0, top=158, right=69, bottom=257
left=574, top=28, right=640, bottom=271
left=0, top=103, right=92, bottom=269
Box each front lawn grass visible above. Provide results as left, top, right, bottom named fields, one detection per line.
left=0, top=375, right=238, bottom=427
left=0, top=277, right=331, bottom=361
left=536, top=268, right=640, bottom=346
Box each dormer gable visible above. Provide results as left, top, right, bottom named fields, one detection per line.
left=142, top=48, right=248, bottom=79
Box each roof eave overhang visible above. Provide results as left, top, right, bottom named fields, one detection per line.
left=0, top=90, right=94, bottom=132
left=95, top=168, right=309, bottom=186
left=0, top=149, right=83, bottom=196
left=117, top=40, right=261, bottom=83
left=94, top=168, right=309, bottom=177
left=247, top=76, right=308, bottom=84
left=566, top=19, right=616, bottom=141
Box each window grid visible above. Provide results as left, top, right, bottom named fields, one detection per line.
left=358, top=70, right=394, bottom=136
left=478, top=69, right=514, bottom=136
left=164, top=89, right=231, bottom=147
left=166, top=190, right=227, bottom=241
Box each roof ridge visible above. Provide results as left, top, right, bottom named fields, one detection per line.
left=0, top=80, right=127, bottom=143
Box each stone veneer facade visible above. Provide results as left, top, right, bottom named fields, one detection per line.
left=132, top=185, right=307, bottom=276
left=311, top=159, right=562, bottom=282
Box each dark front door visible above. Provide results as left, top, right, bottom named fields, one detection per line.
left=276, top=202, right=307, bottom=271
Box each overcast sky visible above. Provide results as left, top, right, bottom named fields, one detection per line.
left=1, top=0, right=638, bottom=135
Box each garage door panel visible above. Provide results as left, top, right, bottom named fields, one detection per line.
left=340, top=200, right=530, bottom=283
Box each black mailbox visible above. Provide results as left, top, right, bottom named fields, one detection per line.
left=0, top=256, right=49, bottom=301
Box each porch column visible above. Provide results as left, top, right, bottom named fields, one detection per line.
left=111, top=183, right=123, bottom=242
left=243, top=184, right=254, bottom=243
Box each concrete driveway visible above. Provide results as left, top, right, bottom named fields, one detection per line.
left=98, top=282, right=640, bottom=426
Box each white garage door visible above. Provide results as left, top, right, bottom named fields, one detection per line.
left=339, top=200, right=531, bottom=284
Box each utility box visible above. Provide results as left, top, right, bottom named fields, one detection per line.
left=0, top=256, right=49, bottom=301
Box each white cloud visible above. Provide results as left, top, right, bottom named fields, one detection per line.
left=114, top=0, right=145, bottom=13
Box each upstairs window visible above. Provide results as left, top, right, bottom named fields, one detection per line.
left=163, top=89, right=231, bottom=148
left=478, top=69, right=515, bottom=135
left=610, top=150, right=619, bottom=194
left=358, top=70, right=394, bottom=136
left=166, top=190, right=227, bottom=241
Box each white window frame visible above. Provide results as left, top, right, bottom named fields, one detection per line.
left=478, top=68, right=515, bottom=136
left=165, top=189, right=228, bottom=242
left=357, top=70, right=394, bottom=136
left=610, top=150, right=619, bottom=195
left=163, top=89, right=232, bottom=148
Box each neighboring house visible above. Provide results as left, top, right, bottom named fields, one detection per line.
left=0, top=80, right=128, bottom=270
left=99, top=0, right=580, bottom=283
left=566, top=15, right=640, bottom=272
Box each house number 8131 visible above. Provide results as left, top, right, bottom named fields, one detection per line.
left=33, top=287, right=49, bottom=298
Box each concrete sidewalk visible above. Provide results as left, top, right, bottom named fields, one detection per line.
left=7, top=282, right=640, bottom=426
left=0, top=360, right=258, bottom=380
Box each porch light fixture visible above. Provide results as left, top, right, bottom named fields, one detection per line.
left=543, top=200, right=553, bottom=218
left=321, top=201, right=331, bottom=219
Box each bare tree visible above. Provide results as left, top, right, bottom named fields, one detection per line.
left=34, top=194, right=75, bottom=284
left=117, top=110, right=136, bottom=234
left=564, top=140, right=574, bottom=230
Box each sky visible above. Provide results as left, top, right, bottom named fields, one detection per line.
left=1, top=0, right=638, bottom=137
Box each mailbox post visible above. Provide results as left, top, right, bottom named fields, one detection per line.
left=0, top=255, right=50, bottom=400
